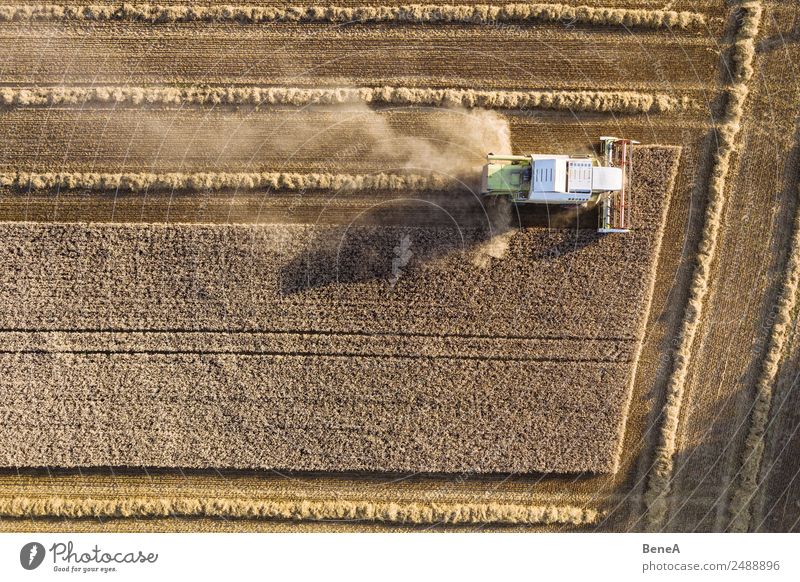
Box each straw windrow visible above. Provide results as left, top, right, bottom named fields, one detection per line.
left=0, top=171, right=455, bottom=192
left=0, top=496, right=599, bottom=525
left=0, top=4, right=707, bottom=29
left=0, top=86, right=694, bottom=113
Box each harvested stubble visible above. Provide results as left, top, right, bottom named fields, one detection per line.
left=751, top=313, right=800, bottom=532
left=0, top=20, right=723, bottom=91
left=0, top=106, right=512, bottom=176
left=727, top=181, right=800, bottom=532
left=0, top=3, right=707, bottom=29
left=0, top=107, right=704, bottom=179
left=644, top=0, right=762, bottom=529
left=0, top=86, right=693, bottom=114
left=0, top=147, right=677, bottom=475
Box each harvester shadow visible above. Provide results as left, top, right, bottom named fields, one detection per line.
left=279, top=193, right=599, bottom=294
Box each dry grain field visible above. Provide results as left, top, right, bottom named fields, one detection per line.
left=0, top=0, right=797, bottom=532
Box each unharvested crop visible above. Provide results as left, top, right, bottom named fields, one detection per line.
left=644, top=0, right=762, bottom=529
left=0, top=86, right=694, bottom=114
left=0, top=148, right=678, bottom=475
left=0, top=3, right=707, bottom=29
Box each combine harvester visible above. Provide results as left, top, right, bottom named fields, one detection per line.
left=480, top=136, right=638, bottom=233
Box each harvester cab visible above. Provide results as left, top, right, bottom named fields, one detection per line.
left=479, top=136, right=639, bottom=233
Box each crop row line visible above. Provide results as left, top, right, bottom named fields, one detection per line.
left=0, top=328, right=636, bottom=342
left=0, top=171, right=455, bottom=192
left=0, top=3, right=706, bottom=30
left=0, top=496, right=599, bottom=525
left=644, top=0, right=763, bottom=530
left=0, top=348, right=627, bottom=363
left=0, top=86, right=695, bottom=114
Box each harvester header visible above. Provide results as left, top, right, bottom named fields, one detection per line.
left=480, top=136, right=639, bottom=233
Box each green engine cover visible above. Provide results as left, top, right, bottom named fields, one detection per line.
left=483, top=161, right=531, bottom=195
